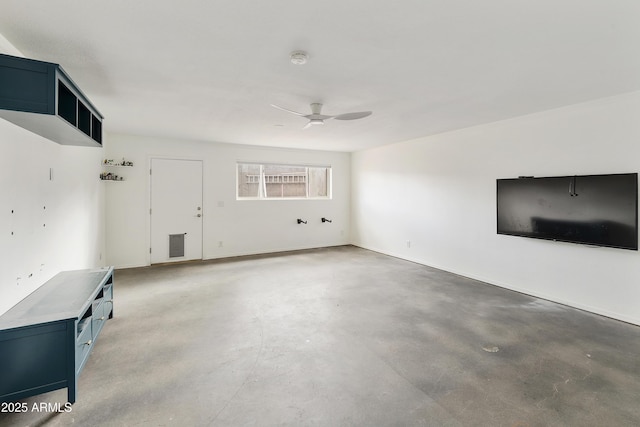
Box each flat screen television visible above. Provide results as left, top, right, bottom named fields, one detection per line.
left=497, top=173, right=638, bottom=250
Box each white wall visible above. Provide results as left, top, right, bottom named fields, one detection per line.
left=0, top=119, right=106, bottom=316
left=104, top=134, right=350, bottom=268
left=0, top=39, right=106, bottom=316
left=351, top=91, right=640, bottom=325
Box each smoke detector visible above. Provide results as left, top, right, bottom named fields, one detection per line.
left=290, top=50, right=309, bottom=65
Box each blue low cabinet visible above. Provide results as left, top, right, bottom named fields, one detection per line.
left=0, top=267, right=114, bottom=404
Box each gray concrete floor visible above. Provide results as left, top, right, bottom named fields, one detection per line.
left=2, top=245, right=640, bottom=426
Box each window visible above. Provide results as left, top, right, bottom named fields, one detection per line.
left=237, top=163, right=331, bottom=199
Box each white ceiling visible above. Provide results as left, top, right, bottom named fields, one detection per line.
left=1, top=1, right=640, bottom=152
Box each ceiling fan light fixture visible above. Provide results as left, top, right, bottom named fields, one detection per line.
left=290, top=50, right=309, bottom=65
left=309, top=118, right=324, bottom=125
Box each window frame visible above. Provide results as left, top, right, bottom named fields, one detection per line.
left=236, top=162, right=332, bottom=200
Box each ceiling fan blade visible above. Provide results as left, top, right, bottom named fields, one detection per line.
left=271, top=104, right=306, bottom=116
left=333, top=111, right=372, bottom=120
left=302, top=122, right=313, bottom=130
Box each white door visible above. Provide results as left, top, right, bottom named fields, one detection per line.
left=150, top=158, right=203, bottom=264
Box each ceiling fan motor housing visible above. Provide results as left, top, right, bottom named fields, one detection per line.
left=310, top=103, right=323, bottom=114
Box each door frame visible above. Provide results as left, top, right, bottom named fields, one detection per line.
left=148, top=155, right=204, bottom=265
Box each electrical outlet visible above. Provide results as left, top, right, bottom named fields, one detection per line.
left=407, top=240, right=411, bottom=248
left=218, top=241, right=223, bottom=248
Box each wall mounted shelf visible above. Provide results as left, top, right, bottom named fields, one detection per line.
left=100, top=173, right=125, bottom=181
left=100, top=159, right=133, bottom=180
left=102, top=159, right=134, bottom=167
left=0, top=53, right=103, bottom=147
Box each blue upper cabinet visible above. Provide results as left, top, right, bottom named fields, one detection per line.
left=0, top=53, right=103, bottom=147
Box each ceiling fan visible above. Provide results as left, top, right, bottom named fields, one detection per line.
left=271, top=103, right=372, bottom=129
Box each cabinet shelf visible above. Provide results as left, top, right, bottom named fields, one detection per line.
left=0, top=53, right=103, bottom=147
